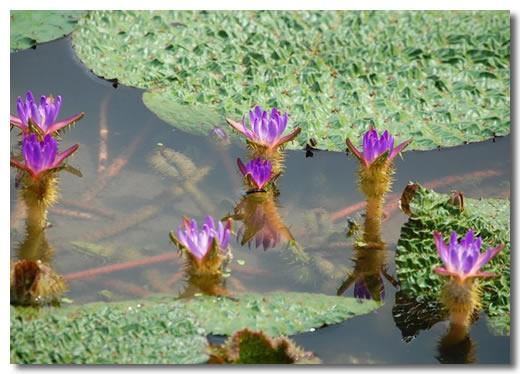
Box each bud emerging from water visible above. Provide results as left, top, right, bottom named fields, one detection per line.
left=433, top=229, right=505, bottom=327
left=346, top=128, right=411, bottom=168
left=433, top=229, right=504, bottom=283
left=227, top=106, right=300, bottom=150
left=11, top=91, right=84, bottom=137
left=170, top=216, right=232, bottom=275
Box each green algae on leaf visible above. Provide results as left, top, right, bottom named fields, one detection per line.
left=395, top=184, right=510, bottom=335
left=10, top=10, right=85, bottom=52
left=10, top=303, right=209, bottom=364
left=73, top=10, right=509, bottom=151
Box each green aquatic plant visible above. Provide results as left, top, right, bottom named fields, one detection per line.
left=395, top=183, right=510, bottom=335
left=337, top=180, right=397, bottom=302
left=179, top=291, right=381, bottom=336
left=11, top=291, right=380, bottom=363
left=72, top=10, right=510, bottom=151
left=347, top=128, right=411, bottom=245
left=10, top=10, right=84, bottom=52
left=11, top=303, right=209, bottom=364
left=148, top=144, right=215, bottom=212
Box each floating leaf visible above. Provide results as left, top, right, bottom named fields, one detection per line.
left=395, top=184, right=510, bottom=335
left=11, top=10, right=85, bottom=52
left=179, top=292, right=381, bottom=336
left=10, top=303, right=209, bottom=364
left=73, top=10, right=510, bottom=151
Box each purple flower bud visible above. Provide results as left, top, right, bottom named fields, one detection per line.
left=11, top=91, right=84, bottom=137
left=346, top=128, right=411, bottom=167
left=433, top=229, right=504, bottom=282
left=227, top=105, right=300, bottom=149
left=237, top=157, right=274, bottom=190
left=209, top=127, right=230, bottom=145
left=175, top=216, right=232, bottom=260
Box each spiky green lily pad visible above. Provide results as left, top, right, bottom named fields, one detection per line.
left=177, top=291, right=381, bottom=336
left=73, top=10, right=510, bottom=151
left=395, top=184, right=510, bottom=336
left=10, top=303, right=209, bottom=364
left=12, top=291, right=380, bottom=364
left=10, top=10, right=85, bottom=52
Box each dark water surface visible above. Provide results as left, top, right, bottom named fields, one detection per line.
left=10, top=38, right=511, bottom=364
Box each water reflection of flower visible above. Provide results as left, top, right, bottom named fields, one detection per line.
left=237, top=157, right=276, bottom=192
left=11, top=134, right=79, bottom=180
left=337, top=245, right=396, bottom=302
left=436, top=323, right=476, bottom=364
left=228, top=190, right=294, bottom=251
left=11, top=91, right=84, bottom=137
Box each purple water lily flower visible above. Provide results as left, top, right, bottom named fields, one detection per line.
left=10, top=134, right=79, bottom=180
left=176, top=216, right=232, bottom=260
left=346, top=128, right=411, bottom=168
left=433, top=229, right=504, bottom=282
left=237, top=157, right=274, bottom=190
left=226, top=105, right=301, bottom=149
left=11, top=91, right=84, bottom=137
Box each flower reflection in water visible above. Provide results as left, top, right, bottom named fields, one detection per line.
left=436, top=323, right=476, bottom=364
left=337, top=243, right=396, bottom=302
left=228, top=190, right=295, bottom=251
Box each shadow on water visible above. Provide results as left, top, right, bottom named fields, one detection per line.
left=10, top=37, right=510, bottom=364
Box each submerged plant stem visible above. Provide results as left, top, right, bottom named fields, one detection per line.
left=63, top=252, right=182, bottom=282
left=50, top=207, right=93, bottom=220
left=97, top=93, right=111, bottom=176
left=81, top=120, right=152, bottom=202
left=60, top=199, right=118, bottom=219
